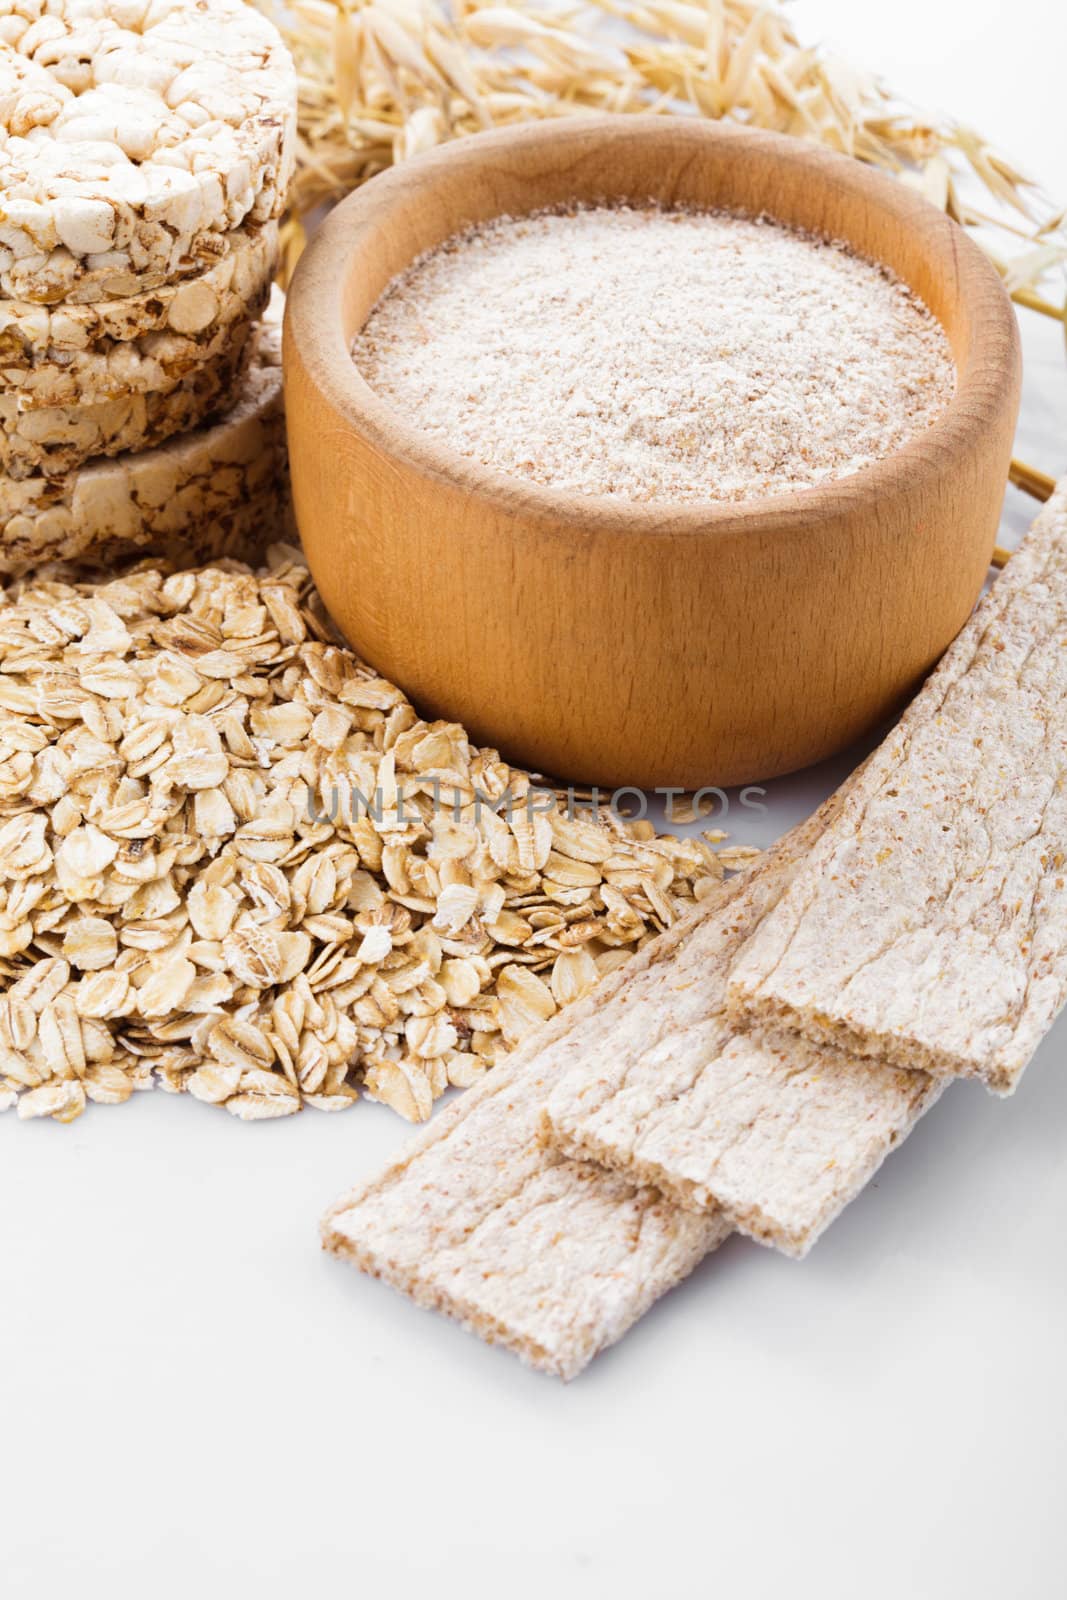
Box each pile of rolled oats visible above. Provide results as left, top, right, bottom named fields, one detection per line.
left=0, top=550, right=727, bottom=1125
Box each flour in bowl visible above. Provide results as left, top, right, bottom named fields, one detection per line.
left=352, top=206, right=955, bottom=505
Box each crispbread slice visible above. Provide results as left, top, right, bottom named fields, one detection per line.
left=729, top=479, right=1067, bottom=1096
left=539, top=844, right=942, bottom=1257
left=322, top=798, right=848, bottom=1372
left=323, top=1054, right=730, bottom=1380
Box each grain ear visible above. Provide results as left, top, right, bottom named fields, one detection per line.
left=278, top=0, right=1066, bottom=335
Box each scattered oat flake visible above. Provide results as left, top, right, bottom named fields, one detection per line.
left=716, top=846, right=765, bottom=871
left=0, top=550, right=732, bottom=1126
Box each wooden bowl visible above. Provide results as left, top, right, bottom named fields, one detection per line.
left=285, top=116, right=1021, bottom=788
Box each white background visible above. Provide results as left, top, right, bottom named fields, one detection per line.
left=2, top=5, right=1066, bottom=1597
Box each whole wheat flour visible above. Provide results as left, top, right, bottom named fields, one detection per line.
left=353, top=207, right=955, bottom=504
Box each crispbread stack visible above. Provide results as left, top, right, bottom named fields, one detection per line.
left=324, top=784, right=932, bottom=1373
left=322, top=475, right=1067, bottom=1372
left=538, top=828, right=943, bottom=1259
left=0, top=0, right=297, bottom=572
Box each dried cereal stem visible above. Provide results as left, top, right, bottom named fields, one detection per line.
left=262, top=0, right=1067, bottom=343
left=1010, top=458, right=1057, bottom=502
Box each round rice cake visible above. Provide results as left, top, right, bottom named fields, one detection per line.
left=0, top=221, right=278, bottom=385
left=0, top=0, right=296, bottom=304
left=0, top=219, right=276, bottom=475
left=0, top=315, right=257, bottom=478
left=1, top=219, right=226, bottom=307
left=0, top=287, right=289, bottom=572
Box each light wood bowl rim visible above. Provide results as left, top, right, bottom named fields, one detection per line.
left=287, top=114, right=1018, bottom=542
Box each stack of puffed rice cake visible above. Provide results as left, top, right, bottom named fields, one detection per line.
left=0, top=0, right=296, bottom=574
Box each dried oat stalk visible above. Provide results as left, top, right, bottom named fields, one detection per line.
left=0, top=550, right=726, bottom=1125
left=260, top=0, right=1066, bottom=342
